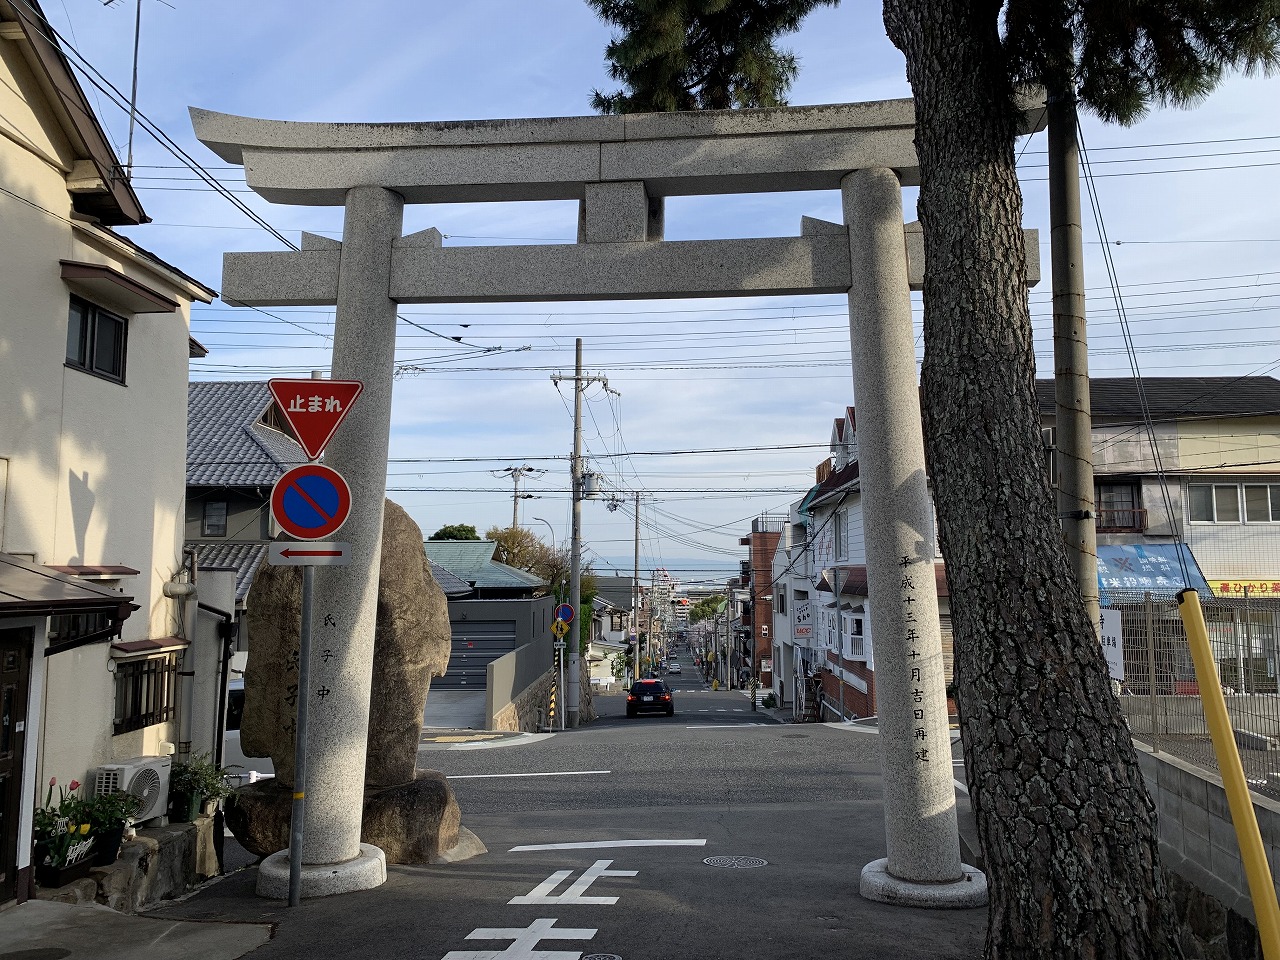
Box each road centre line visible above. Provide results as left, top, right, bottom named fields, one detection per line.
left=446, top=770, right=610, bottom=780
left=509, top=839, right=707, bottom=851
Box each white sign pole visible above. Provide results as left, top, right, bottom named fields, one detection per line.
left=1099, top=609, right=1125, bottom=683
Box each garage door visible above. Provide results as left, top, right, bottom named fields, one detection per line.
left=436, top=620, right=517, bottom=690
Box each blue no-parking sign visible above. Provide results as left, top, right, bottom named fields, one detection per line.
left=555, top=603, right=575, bottom=624
left=271, top=464, right=352, bottom=540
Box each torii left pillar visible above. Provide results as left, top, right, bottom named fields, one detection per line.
left=256, top=186, right=404, bottom=899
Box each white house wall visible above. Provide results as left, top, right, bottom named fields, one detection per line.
left=1177, top=417, right=1280, bottom=582
left=1, top=33, right=209, bottom=788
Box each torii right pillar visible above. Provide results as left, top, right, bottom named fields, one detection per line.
left=842, top=167, right=987, bottom=908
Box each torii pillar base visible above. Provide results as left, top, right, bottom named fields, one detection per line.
left=256, top=844, right=386, bottom=901
left=859, top=858, right=988, bottom=909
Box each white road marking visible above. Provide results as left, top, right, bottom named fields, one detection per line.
left=953, top=778, right=969, bottom=795
left=509, top=859, right=637, bottom=905
left=443, top=917, right=596, bottom=960
left=446, top=770, right=610, bottom=780
left=509, top=839, right=706, bottom=852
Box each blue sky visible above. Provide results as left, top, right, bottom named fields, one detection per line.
left=38, top=0, right=1280, bottom=582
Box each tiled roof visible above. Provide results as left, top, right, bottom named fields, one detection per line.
left=428, top=561, right=473, bottom=598
left=807, top=459, right=859, bottom=509
left=188, top=382, right=306, bottom=486
left=188, top=541, right=269, bottom=603
left=1035, top=376, right=1280, bottom=419
left=594, top=575, right=636, bottom=610
left=423, top=540, right=547, bottom=590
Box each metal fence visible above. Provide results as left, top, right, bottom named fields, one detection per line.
left=1109, top=591, right=1280, bottom=801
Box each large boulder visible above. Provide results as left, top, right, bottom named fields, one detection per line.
left=225, top=773, right=465, bottom=865
left=242, top=499, right=452, bottom=787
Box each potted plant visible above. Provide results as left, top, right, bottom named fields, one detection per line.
left=84, top=789, right=140, bottom=866
left=32, top=777, right=96, bottom=887
left=169, top=753, right=232, bottom=822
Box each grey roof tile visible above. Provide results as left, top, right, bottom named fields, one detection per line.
left=188, top=541, right=268, bottom=602
left=423, top=540, right=547, bottom=590
left=188, top=382, right=306, bottom=486
left=428, top=561, right=473, bottom=597
left=1035, top=376, right=1280, bottom=419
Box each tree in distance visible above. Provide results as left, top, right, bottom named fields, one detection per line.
left=428, top=523, right=480, bottom=541
left=592, top=0, right=1280, bottom=955
left=486, top=525, right=599, bottom=651
left=688, top=594, right=723, bottom=624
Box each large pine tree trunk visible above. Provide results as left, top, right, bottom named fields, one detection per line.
left=881, top=3, right=1178, bottom=957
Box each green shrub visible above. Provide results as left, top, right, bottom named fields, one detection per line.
left=170, top=753, right=233, bottom=803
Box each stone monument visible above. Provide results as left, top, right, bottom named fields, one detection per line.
left=229, top=500, right=466, bottom=875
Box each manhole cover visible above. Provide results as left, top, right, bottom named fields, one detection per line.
left=703, top=855, right=768, bottom=869
left=583, top=955, right=623, bottom=960
left=0, top=950, right=73, bottom=960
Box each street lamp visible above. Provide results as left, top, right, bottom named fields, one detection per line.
left=531, top=516, right=556, bottom=546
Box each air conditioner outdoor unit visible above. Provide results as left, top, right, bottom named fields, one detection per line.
left=90, top=756, right=172, bottom=822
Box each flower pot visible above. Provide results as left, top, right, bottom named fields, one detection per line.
left=91, top=824, right=126, bottom=866
left=169, top=792, right=201, bottom=823
left=35, top=858, right=93, bottom=888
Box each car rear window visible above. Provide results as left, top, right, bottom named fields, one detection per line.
left=632, top=681, right=665, bottom=693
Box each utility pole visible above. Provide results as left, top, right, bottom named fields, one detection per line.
left=632, top=491, right=641, bottom=685
left=497, top=465, right=541, bottom=528
left=1048, top=83, right=1100, bottom=634
left=550, top=339, right=617, bottom=727
left=567, top=339, right=584, bottom=727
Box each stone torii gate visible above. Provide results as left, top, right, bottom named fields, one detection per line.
left=192, top=98, right=1041, bottom=904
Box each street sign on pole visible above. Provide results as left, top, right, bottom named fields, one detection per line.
left=551, top=619, right=569, bottom=639
left=268, top=378, right=363, bottom=460
left=268, top=542, right=351, bottom=566
left=555, top=603, right=575, bottom=624
left=271, top=464, right=352, bottom=540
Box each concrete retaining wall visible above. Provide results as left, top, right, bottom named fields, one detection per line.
left=1138, top=746, right=1277, bottom=954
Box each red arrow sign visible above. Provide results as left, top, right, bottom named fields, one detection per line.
left=267, top=541, right=351, bottom=567
left=269, top=379, right=363, bottom=460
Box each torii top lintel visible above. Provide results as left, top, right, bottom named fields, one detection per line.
left=190, top=97, right=1046, bottom=207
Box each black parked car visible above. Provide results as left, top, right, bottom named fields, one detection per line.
left=626, top=678, right=675, bottom=718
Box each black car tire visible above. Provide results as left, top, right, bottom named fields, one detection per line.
left=627, top=708, right=637, bottom=718
left=666, top=707, right=674, bottom=717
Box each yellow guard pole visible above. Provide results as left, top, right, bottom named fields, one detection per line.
left=1177, top=588, right=1280, bottom=957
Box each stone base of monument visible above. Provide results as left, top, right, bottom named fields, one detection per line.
left=858, top=858, right=988, bottom=909
left=256, top=842, right=386, bottom=900
left=227, top=770, right=471, bottom=865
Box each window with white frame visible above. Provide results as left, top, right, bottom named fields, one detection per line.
left=1189, top=483, right=1280, bottom=523
left=848, top=613, right=865, bottom=658
left=834, top=509, right=847, bottom=560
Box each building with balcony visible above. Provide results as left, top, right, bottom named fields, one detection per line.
left=770, top=376, right=1276, bottom=721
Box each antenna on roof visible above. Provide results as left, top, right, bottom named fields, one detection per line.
left=102, top=0, right=172, bottom=177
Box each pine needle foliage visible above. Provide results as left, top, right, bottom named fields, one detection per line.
left=1002, top=0, right=1280, bottom=123
left=587, top=0, right=839, bottom=113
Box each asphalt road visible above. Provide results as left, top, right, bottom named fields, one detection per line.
left=147, top=663, right=986, bottom=960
